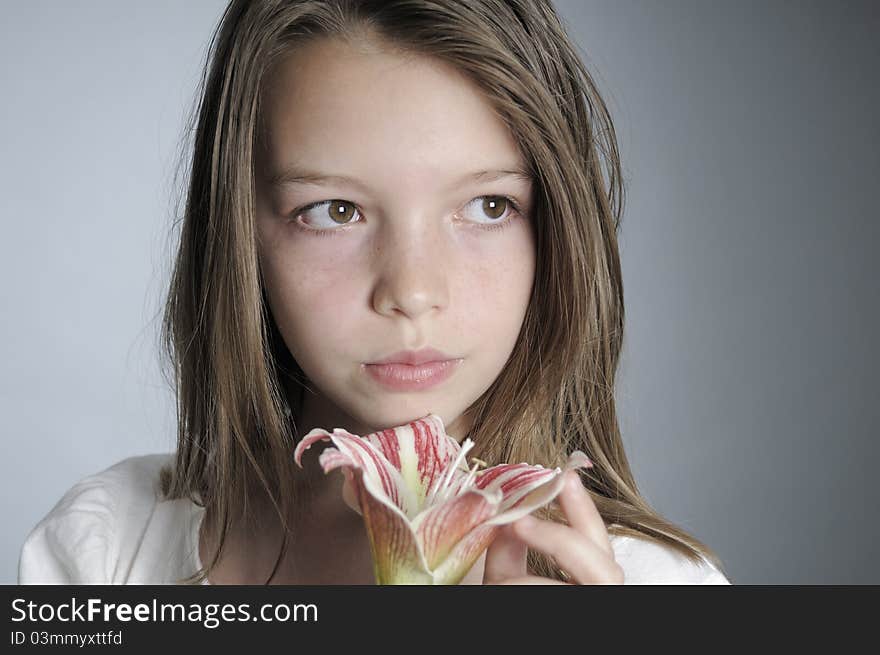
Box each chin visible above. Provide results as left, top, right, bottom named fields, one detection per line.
left=353, top=403, right=456, bottom=435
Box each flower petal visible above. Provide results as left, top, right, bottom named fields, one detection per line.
left=350, top=466, right=432, bottom=585
left=361, top=415, right=462, bottom=509
left=429, top=523, right=500, bottom=585
left=479, top=451, right=593, bottom=526
left=295, top=427, right=419, bottom=516
left=423, top=438, right=476, bottom=507
left=293, top=426, right=340, bottom=467
left=411, top=486, right=503, bottom=570
left=474, top=463, right=556, bottom=505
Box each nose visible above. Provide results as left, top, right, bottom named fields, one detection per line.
left=370, top=217, right=450, bottom=321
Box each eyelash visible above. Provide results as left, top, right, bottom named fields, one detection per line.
left=288, top=195, right=523, bottom=238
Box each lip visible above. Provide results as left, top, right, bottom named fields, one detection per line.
left=363, top=359, right=463, bottom=392
left=367, top=348, right=456, bottom=366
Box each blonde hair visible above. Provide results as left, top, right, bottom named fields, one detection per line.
left=159, top=0, right=728, bottom=584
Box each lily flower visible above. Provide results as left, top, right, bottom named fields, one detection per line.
left=294, top=413, right=593, bottom=585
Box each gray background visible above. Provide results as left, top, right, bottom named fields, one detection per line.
left=2, top=1, right=876, bottom=584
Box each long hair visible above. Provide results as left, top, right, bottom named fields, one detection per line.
left=159, top=0, right=728, bottom=584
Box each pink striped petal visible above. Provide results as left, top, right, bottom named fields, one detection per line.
left=474, top=463, right=557, bottom=508
left=430, top=523, right=500, bottom=585
left=411, top=486, right=503, bottom=570
left=295, top=427, right=419, bottom=516
left=359, top=415, right=462, bottom=506
left=350, top=467, right=432, bottom=585
left=481, top=450, right=593, bottom=526
left=322, top=453, right=416, bottom=529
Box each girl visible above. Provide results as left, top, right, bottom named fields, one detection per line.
left=19, top=0, right=731, bottom=585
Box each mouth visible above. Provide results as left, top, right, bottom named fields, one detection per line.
left=367, top=347, right=456, bottom=367
left=362, top=358, right=463, bottom=392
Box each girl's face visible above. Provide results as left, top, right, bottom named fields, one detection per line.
left=255, top=37, right=536, bottom=441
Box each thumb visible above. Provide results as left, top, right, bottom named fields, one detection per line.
left=482, top=523, right=528, bottom=584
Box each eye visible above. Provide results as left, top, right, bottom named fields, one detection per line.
left=459, top=195, right=522, bottom=231
left=292, top=199, right=361, bottom=231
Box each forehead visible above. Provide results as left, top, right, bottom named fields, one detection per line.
left=258, top=38, right=525, bottom=183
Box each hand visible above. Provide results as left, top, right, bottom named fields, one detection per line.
left=482, top=470, right=624, bottom=585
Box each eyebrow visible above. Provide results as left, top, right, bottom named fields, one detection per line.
left=266, top=165, right=534, bottom=191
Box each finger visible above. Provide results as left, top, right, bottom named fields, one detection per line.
left=494, top=575, right=570, bottom=586
left=483, top=524, right=528, bottom=584
left=557, top=470, right=612, bottom=556
left=512, top=514, right=622, bottom=585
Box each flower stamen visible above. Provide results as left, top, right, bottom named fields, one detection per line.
left=461, top=457, right=488, bottom=491
left=429, top=439, right=475, bottom=505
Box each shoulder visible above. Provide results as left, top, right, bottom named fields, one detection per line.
left=609, top=533, right=732, bottom=585
left=18, top=453, right=177, bottom=584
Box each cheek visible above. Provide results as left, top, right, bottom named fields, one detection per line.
left=447, top=227, right=534, bottom=405
left=456, top=225, right=536, bottom=338
left=260, top=230, right=362, bottom=358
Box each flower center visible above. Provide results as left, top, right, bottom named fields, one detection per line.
left=428, top=439, right=479, bottom=506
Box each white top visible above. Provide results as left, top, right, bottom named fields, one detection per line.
left=18, top=454, right=732, bottom=585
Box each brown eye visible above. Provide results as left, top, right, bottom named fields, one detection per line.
left=327, top=200, right=356, bottom=224
left=482, top=196, right=507, bottom=220
left=459, top=195, right=520, bottom=231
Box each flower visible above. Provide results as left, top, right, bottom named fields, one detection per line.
left=293, top=413, right=593, bottom=584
